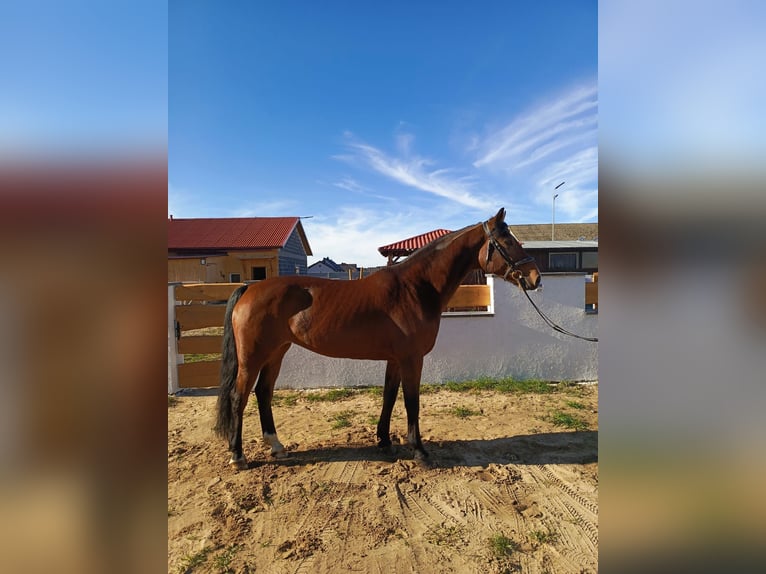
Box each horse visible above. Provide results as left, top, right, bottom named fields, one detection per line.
left=215, top=208, right=541, bottom=469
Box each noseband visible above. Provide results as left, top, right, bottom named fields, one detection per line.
left=482, top=221, right=536, bottom=281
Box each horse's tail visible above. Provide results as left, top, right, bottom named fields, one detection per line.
left=214, top=284, right=250, bottom=440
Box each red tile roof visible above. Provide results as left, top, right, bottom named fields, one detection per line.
left=168, top=217, right=312, bottom=254
left=378, top=229, right=453, bottom=257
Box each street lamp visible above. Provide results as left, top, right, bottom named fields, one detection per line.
left=552, top=181, right=565, bottom=240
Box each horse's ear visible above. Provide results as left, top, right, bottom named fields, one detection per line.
left=495, top=207, right=506, bottom=223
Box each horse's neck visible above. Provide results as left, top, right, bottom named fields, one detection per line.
left=401, top=224, right=484, bottom=304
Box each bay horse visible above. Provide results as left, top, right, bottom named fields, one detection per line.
left=215, top=208, right=541, bottom=469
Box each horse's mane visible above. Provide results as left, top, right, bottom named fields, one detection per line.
left=390, top=222, right=479, bottom=271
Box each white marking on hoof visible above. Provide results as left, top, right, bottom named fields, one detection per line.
left=228, top=455, right=248, bottom=471
left=263, top=433, right=286, bottom=456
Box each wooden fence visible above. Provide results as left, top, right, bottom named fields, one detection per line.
left=585, top=272, right=598, bottom=312
left=168, top=281, right=492, bottom=392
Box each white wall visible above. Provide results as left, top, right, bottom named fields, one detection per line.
left=275, top=274, right=597, bottom=389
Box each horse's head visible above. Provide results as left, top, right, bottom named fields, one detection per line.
left=479, top=207, right=541, bottom=291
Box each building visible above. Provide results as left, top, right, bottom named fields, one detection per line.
left=510, top=223, right=598, bottom=273
left=168, top=216, right=312, bottom=283
left=378, top=223, right=598, bottom=275
left=378, top=229, right=453, bottom=264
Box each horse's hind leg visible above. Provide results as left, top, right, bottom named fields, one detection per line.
left=229, top=363, right=261, bottom=470
left=255, top=344, right=291, bottom=458
left=376, top=360, right=401, bottom=451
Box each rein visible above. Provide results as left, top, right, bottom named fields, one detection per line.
left=482, top=219, right=598, bottom=343
left=519, top=283, right=598, bottom=342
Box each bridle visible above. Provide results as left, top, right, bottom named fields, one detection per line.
left=482, top=220, right=535, bottom=281
left=482, top=219, right=598, bottom=343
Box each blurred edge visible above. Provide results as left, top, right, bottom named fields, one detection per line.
left=600, top=1, right=766, bottom=572
left=0, top=157, right=168, bottom=573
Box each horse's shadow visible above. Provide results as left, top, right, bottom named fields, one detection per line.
left=249, top=431, right=597, bottom=469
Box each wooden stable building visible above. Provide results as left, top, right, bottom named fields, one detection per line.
left=168, top=216, right=312, bottom=283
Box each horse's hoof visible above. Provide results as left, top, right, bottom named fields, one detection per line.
left=414, top=449, right=429, bottom=460
left=229, top=456, right=248, bottom=471
left=377, top=443, right=393, bottom=455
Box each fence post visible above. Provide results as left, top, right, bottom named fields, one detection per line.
left=168, top=283, right=181, bottom=394
left=486, top=274, right=495, bottom=314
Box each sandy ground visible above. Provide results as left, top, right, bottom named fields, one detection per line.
left=168, top=383, right=598, bottom=573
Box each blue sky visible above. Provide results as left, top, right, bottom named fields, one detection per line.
left=170, top=1, right=597, bottom=266
left=0, top=1, right=167, bottom=155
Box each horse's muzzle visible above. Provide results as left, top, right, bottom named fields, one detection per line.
left=523, top=274, right=541, bottom=291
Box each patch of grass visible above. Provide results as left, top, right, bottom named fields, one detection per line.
left=183, top=326, right=224, bottom=336
left=183, top=352, right=221, bottom=364
left=363, top=386, right=383, bottom=397
left=178, top=546, right=211, bottom=573
left=488, top=533, right=519, bottom=559
left=565, top=400, right=586, bottom=410
left=550, top=410, right=589, bottom=431
left=330, top=410, right=355, bottom=429
left=444, top=377, right=555, bottom=394
left=366, top=415, right=379, bottom=426
left=449, top=405, right=482, bottom=418
left=306, top=388, right=355, bottom=402
left=213, top=544, right=242, bottom=573
left=529, top=529, right=558, bottom=544
left=168, top=395, right=178, bottom=407
left=272, top=392, right=299, bottom=407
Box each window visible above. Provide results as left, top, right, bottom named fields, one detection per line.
left=549, top=252, right=578, bottom=271
left=229, top=273, right=241, bottom=283
left=581, top=251, right=598, bottom=269
left=251, top=266, right=267, bottom=280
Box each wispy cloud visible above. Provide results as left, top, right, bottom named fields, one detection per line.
left=534, top=146, right=598, bottom=221
left=168, top=182, right=298, bottom=218
left=337, top=132, right=495, bottom=211
left=233, top=199, right=298, bottom=217
left=303, top=206, right=435, bottom=267
left=473, top=83, right=598, bottom=170
left=469, top=82, right=598, bottom=223
left=331, top=177, right=397, bottom=201
left=303, top=204, right=495, bottom=267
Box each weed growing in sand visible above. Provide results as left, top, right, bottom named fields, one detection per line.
left=425, top=524, right=465, bottom=546
left=550, top=410, right=589, bottom=431
left=213, top=543, right=242, bottom=573
left=529, top=529, right=558, bottom=545
left=178, top=546, right=211, bottom=573
left=331, top=410, right=355, bottom=428
left=366, top=415, right=379, bottom=426
left=488, top=533, right=519, bottom=558
left=449, top=406, right=482, bottom=418
left=168, top=395, right=178, bottom=407
left=565, top=400, right=586, bottom=410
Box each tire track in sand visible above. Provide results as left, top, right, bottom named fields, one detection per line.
left=291, top=459, right=361, bottom=574
left=521, top=463, right=598, bottom=570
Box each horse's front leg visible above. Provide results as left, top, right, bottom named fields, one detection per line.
left=377, top=360, right=401, bottom=451
left=255, top=346, right=290, bottom=459
left=400, top=356, right=427, bottom=459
